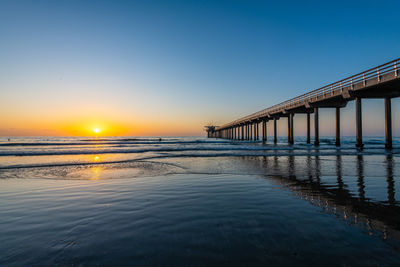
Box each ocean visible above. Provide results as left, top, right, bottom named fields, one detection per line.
left=1, top=136, right=400, bottom=266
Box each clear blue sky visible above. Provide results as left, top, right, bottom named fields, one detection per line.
left=1, top=0, right=399, bottom=136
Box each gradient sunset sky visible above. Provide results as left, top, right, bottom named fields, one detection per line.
left=1, top=0, right=399, bottom=137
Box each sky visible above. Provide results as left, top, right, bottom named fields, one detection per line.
left=0, top=0, right=399, bottom=137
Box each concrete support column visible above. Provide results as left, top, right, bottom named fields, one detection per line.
left=335, top=107, right=340, bottom=146
left=306, top=113, right=310, bottom=144
left=289, top=113, right=294, bottom=144
left=249, top=124, right=251, bottom=140
left=248, top=124, right=251, bottom=140
left=241, top=125, right=244, bottom=140
left=287, top=116, right=291, bottom=143
left=254, top=123, right=257, bottom=141
left=274, top=118, right=277, bottom=143
left=385, top=97, right=392, bottom=149
left=257, top=122, right=260, bottom=140
left=356, top=97, right=363, bottom=148
left=255, top=122, right=259, bottom=141
left=262, top=121, right=267, bottom=143
left=252, top=123, right=255, bottom=140
left=253, top=123, right=256, bottom=141
left=261, top=121, right=265, bottom=143
left=314, top=107, right=319, bottom=146
left=246, top=124, right=249, bottom=140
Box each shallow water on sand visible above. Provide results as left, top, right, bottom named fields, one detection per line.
left=1, top=137, right=400, bottom=266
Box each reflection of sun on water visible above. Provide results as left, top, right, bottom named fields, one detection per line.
left=90, top=155, right=102, bottom=180
left=90, top=166, right=102, bottom=180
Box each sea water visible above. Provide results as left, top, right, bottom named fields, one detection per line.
left=1, top=136, right=400, bottom=265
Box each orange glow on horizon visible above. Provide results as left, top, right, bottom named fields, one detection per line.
left=0, top=112, right=206, bottom=137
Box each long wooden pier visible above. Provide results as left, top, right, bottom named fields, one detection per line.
left=208, top=58, right=400, bottom=148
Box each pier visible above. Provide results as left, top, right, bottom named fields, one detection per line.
left=210, top=58, right=400, bottom=148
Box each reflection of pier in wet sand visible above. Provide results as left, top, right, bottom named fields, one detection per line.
left=246, top=154, right=400, bottom=243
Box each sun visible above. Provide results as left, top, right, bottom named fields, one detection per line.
left=93, top=128, right=101, bottom=134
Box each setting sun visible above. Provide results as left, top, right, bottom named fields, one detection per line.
left=93, top=128, right=101, bottom=134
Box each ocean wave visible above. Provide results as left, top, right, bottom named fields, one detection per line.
left=0, top=140, right=232, bottom=147
left=0, top=149, right=398, bottom=170
left=0, top=144, right=390, bottom=157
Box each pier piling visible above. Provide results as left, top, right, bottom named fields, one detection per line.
left=356, top=97, right=363, bottom=148
left=306, top=113, right=310, bottom=144
left=255, top=122, right=258, bottom=141
left=385, top=97, right=392, bottom=149
left=289, top=113, right=294, bottom=144
left=262, top=120, right=267, bottom=143
left=335, top=107, right=340, bottom=146
left=314, top=107, right=319, bottom=146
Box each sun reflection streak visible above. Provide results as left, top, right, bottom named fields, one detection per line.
left=90, top=166, right=102, bottom=180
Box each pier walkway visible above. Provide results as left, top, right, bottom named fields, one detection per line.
left=208, top=58, right=400, bottom=148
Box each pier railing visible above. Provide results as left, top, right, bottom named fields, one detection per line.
left=218, top=58, right=399, bottom=129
